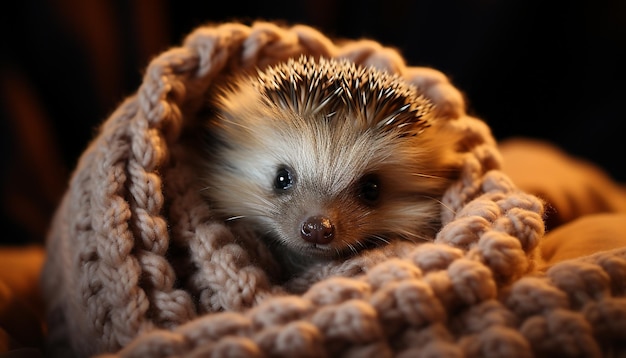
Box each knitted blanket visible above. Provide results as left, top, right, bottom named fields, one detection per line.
left=41, top=22, right=626, bottom=357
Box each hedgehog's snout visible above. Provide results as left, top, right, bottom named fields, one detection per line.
left=300, top=215, right=335, bottom=245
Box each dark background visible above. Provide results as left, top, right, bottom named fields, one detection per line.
left=2, top=0, right=625, bottom=245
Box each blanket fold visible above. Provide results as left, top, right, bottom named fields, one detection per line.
left=41, top=21, right=626, bottom=357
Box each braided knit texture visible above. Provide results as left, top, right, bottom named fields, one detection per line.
left=41, top=22, right=626, bottom=357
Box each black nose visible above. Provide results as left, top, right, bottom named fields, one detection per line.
left=301, top=216, right=335, bottom=245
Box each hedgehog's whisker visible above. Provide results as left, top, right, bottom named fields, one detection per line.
left=346, top=242, right=359, bottom=256
left=411, top=172, right=447, bottom=180
left=369, top=235, right=390, bottom=245
left=419, top=195, right=457, bottom=216
left=396, top=229, right=433, bottom=243
left=225, top=216, right=246, bottom=222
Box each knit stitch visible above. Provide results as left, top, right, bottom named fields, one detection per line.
left=41, top=21, right=626, bottom=357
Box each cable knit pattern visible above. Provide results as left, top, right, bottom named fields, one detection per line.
left=40, top=21, right=626, bottom=357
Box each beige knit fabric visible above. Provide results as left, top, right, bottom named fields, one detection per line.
left=41, top=22, right=626, bottom=357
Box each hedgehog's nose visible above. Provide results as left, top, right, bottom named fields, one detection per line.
left=301, top=216, right=335, bottom=245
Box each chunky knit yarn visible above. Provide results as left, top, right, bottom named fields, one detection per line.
left=41, top=22, right=626, bottom=357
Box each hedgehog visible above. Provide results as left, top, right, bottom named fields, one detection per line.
left=198, top=56, right=463, bottom=275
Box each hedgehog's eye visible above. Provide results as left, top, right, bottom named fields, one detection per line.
left=274, top=166, right=294, bottom=191
left=358, top=174, right=380, bottom=205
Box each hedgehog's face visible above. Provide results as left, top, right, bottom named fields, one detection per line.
left=201, top=106, right=457, bottom=268
left=252, top=125, right=444, bottom=261
left=199, top=57, right=461, bottom=271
